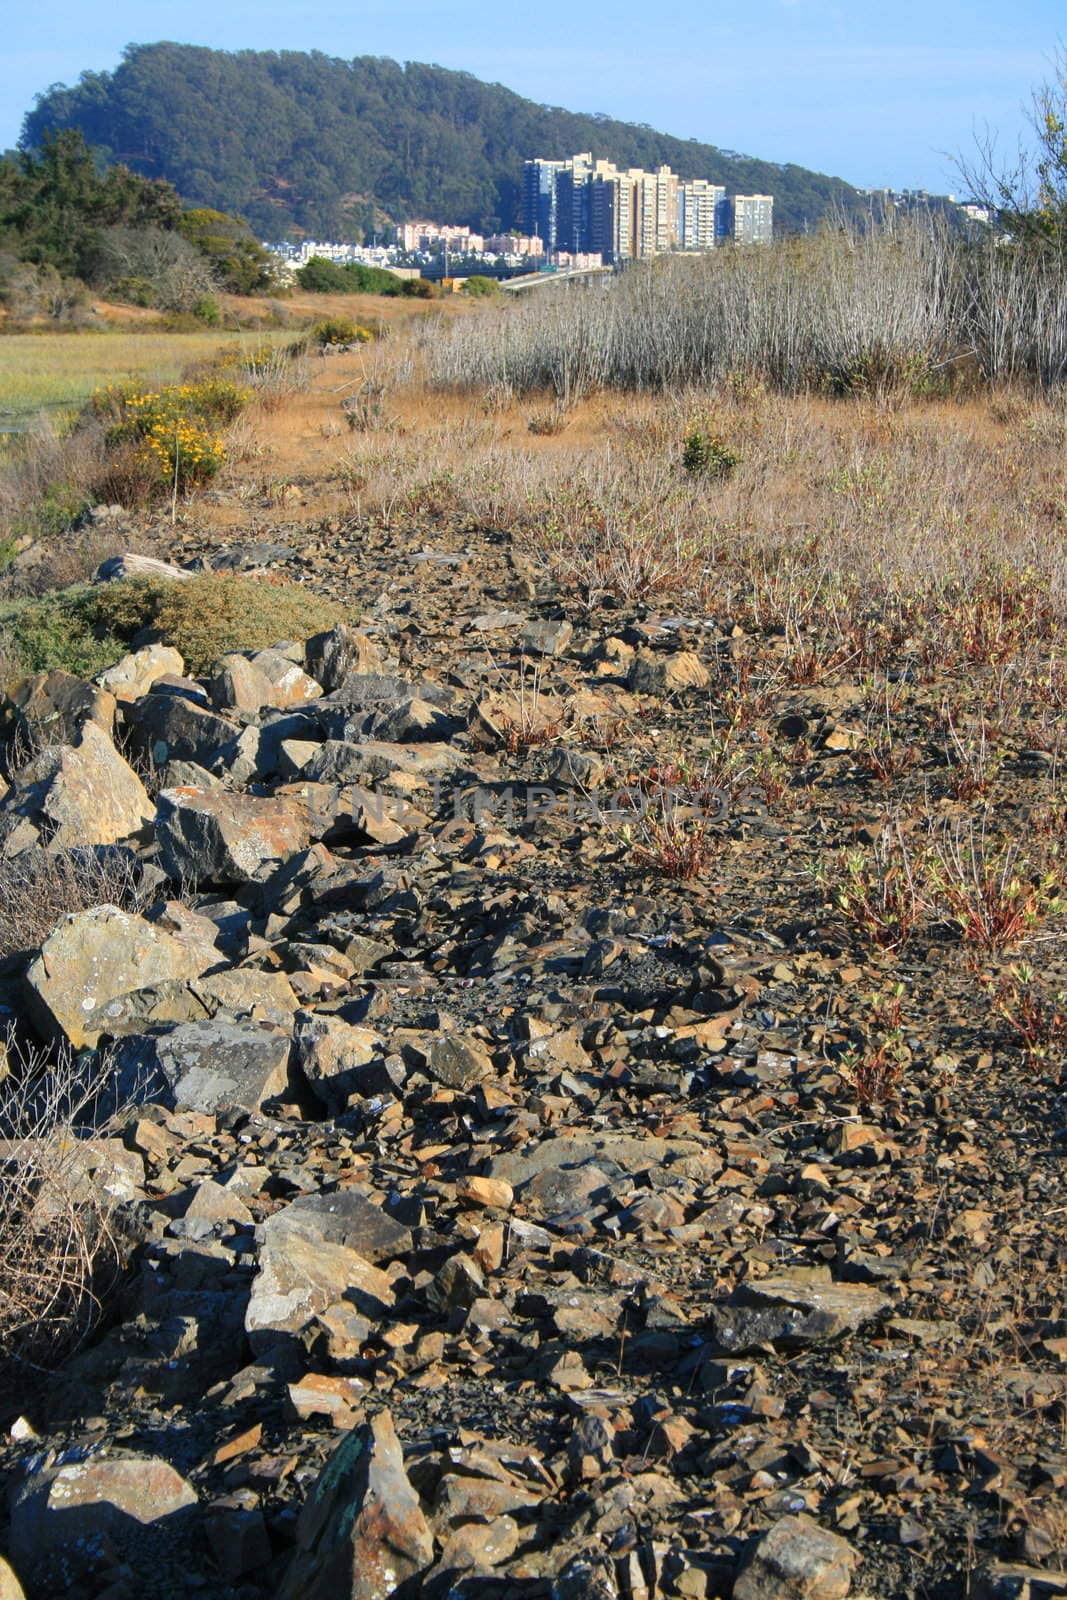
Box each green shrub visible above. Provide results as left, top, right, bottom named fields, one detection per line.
left=681, top=427, right=739, bottom=479
left=296, top=257, right=404, bottom=297
left=0, top=590, right=128, bottom=683
left=0, top=576, right=347, bottom=683
left=401, top=277, right=441, bottom=299
left=11, top=481, right=92, bottom=543
left=193, top=295, right=222, bottom=325
left=460, top=275, right=500, bottom=298
left=112, top=276, right=159, bottom=308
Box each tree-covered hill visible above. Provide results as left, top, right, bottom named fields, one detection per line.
left=22, top=43, right=868, bottom=240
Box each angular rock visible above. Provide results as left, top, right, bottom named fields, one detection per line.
left=973, top=1564, right=1067, bottom=1600
left=246, top=1227, right=395, bottom=1353
left=366, top=696, right=457, bottom=743
left=24, top=905, right=214, bottom=1049
left=122, top=691, right=239, bottom=771
left=126, top=1019, right=293, bottom=1114
left=94, top=552, right=192, bottom=582
left=263, top=1189, right=413, bottom=1265
left=425, top=1034, right=494, bottom=1090
left=4, top=669, right=116, bottom=744
left=733, top=1515, right=858, bottom=1600
left=248, top=647, right=323, bottom=707
left=303, top=738, right=461, bottom=786
left=628, top=650, right=710, bottom=695
left=98, top=644, right=184, bottom=702
left=157, top=787, right=310, bottom=884
left=9, top=1453, right=197, bottom=1588
left=208, top=653, right=277, bottom=714
left=708, top=1276, right=892, bottom=1354
left=520, top=617, right=573, bottom=656
left=279, top=1411, right=433, bottom=1600
left=304, top=626, right=384, bottom=692
left=294, top=1014, right=385, bottom=1113
left=2, top=719, right=154, bottom=850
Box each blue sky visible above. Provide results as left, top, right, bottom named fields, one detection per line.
left=2, top=0, right=1060, bottom=192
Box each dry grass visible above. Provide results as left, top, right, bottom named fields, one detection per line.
left=0, top=1029, right=130, bottom=1375
left=0, top=847, right=152, bottom=963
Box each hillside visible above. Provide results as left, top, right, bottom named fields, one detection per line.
left=21, top=42, right=868, bottom=240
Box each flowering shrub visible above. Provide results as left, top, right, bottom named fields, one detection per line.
left=89, top=379, right=248, bottom=492
left=142, top=417, right=227, bottom=488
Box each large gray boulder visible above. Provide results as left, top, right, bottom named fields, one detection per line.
left=24, top=905, right=215, bottom=1049
left=118, top=1019, right=293, bottom=1114
left=156, top=786, right=311, bottom=884
left=1, top=719, right=154, bottom=852
left=122, top=693, right=239, bottom=769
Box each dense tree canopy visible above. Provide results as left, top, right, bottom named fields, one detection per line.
left=22, top=43, right=869, bottom=240
left=0, top=128, right=277, bottom=315
left=0, top=128, right=181, bottom=278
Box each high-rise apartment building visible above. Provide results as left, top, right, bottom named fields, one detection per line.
left=730, top=194, right=774, bottom=245
left=525, top=155, right=773, bottom=262
left=523, top=158, right=567, bottom=251
left=678, top=180, right=727, bottom=249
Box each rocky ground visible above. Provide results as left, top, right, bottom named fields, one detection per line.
left=0, top=385, right=1064, bottom=1600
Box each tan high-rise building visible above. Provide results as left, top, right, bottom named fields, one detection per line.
left=525, top=152, right=774, bottom=263
left=632, top=165, right=679, bottom=257
left=678, top=179, right=727, bottom=248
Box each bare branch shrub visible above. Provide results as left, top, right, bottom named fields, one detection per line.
left=422, top=218, right=1065, bottom=397
left=0, top=848, right=153, bottom=964
left=0, top=1030, right=130, bottom=1374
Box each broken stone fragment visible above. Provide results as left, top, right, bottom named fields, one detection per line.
left=24, top=905, right=214, bottom=1049
left=304, top=624, right=384, bottom=691
left=4, top=668, right=116, bottom=744
left=9, top=1454, right=197, bottom=1590
left=245, top=1223, right=395, bottom=1354
left=294, top=1013, right=385, bottom=1112
left=628, top=649, right=710, bottom=695
left=519, top=617, right=573, bottom=656
left=122, top=692, right=239, bottom=769
left=733, top=1515, right=858, bottom=1600
left=425, top=1033, right=494, bottom=1090
left=263, top=1188, right=413, bottom=1265
left=1, top=718, right=154, bottom=851
left=708, top=1276, right=891, bottom=1354
left=98, top=643, right=185, bottom=702
left=156, top=786, right=311, bottom=884
left=116, top=1018, right=293, bottom=1115
left=279, top=1410, right=433, bottom=1600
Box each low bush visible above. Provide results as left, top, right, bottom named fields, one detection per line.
left=0, top=590, right=129, bottom=681
left=310, top=317, right=372, bottom=348
left=84, top=379, right=250, bottom=497
left=296, top=256, right=405, bottom=296
left=681, top=426, right=739, bottom=478
left=0, top=573, right=345, bottom=682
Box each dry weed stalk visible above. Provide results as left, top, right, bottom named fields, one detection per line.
left=0, top=847, right=152, bottom=962
left=0, top=1030, right=130, bottom=1373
